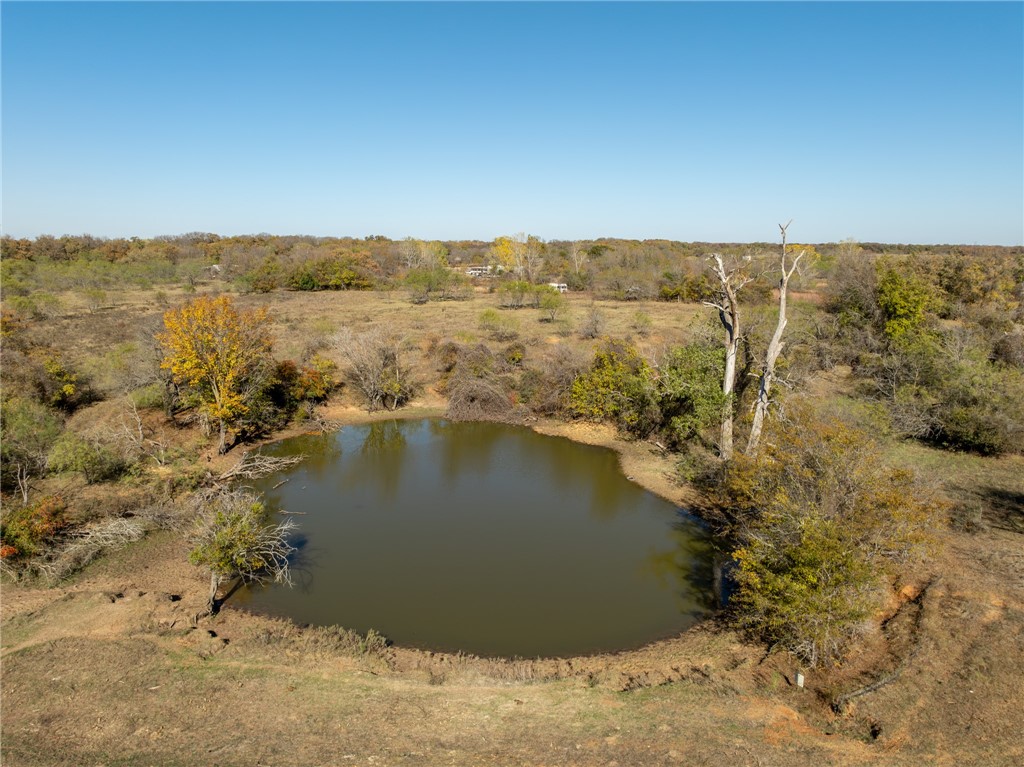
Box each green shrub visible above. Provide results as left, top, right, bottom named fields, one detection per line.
left=655, top=343, right=727, bottom=448
left=498, top=280, right=534, bottom=309
left=720, top=403, right=946, bottom=666
left=405, top=266, right=465, bottom=302
left=630, top=310, right=653, bottom=337
left=130, top=382, right=167, bottom=410
left=539, top=289, right=567, bottom=322
left=877, top=268, right=934, bottom=340
left=288, top=256, right=373, bottom=292
left=480, top=308, right=520, bottom=340
left=0, top=396, right=63, bottom=494
left=569, top=340, right=658, bottom=436
left=47, top=435, right=125, bottom=483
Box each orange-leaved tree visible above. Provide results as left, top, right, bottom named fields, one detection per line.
left=158, top=295, right=273, bottom=453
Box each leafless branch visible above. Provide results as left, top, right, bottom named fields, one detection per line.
left=216, top=451, right=305, bottom=483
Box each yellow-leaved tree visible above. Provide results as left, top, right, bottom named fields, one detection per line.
left=489, top=233, right=544, bottom=282
left=159, top=296, right=273, bottom=453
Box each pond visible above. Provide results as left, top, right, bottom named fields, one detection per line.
left=233, top=419, right=716, bottom=658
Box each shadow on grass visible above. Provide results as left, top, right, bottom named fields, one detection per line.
left=978, top=486, right=1024, bottom=533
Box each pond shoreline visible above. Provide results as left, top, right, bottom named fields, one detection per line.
left=3, top=397, right=728, bottom=674
left=239, top=396, right=707, bottom=513
left=233, top=416, right=715, bottom=658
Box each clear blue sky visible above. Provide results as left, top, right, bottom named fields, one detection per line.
left=2, top=1, right=1022, bottom=244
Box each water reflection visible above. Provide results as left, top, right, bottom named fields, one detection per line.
left=236, top=418, right=715, bottom=657
left=430, top=419, right=502, bottom=484
left=643, top=513, right=718, bottom=617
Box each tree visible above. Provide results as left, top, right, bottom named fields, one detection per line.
left=188, top=490, right=295, bottom=615
left=876, top=267, right=932, bottom=340
left=568, top=240, right=587, bottom=275
left=47, top=434, right=124, bottom=484
left=746, top=222, right=806, bottom=455
left=400, top=238, right=449, bottom=270
left=490, top=233, right=544, bottom=282
left=654, top=342, right=727, bottom=448
left=703, top=253, right=752, bottom=459
left=539, top=287, right=568, bottom=323
left=158, top=295, right=273, bottom=453
left=569, top=340, right=658, bottom=435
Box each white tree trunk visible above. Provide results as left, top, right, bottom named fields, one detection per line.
left=746, top=224, right=804, bottom=456
left=704, top=254, right=746, bottom=461
left=16, top=463, right=30, bottom=505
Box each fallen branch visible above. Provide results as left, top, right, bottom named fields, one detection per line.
left=35, top=518, right=147, bottom=585
left=217, top=451, right=305, bottom=482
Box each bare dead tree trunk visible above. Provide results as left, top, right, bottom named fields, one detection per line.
left=703, top=254, right=749, bottom=460
left=746, top=222, right=805, bottom=456
left=208, top=570, right=221, bottom=614
left=569, top=241, right=587, bottom=275
left=16, top=463, right=30, bottom=505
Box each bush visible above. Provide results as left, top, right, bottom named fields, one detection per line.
left=288, top=256, right=373, bottom=292
left=655, top=342, right=727, bottom=448
left=189, top=489, right=295, bottom=612
left=719, top=403, right=946, bottom=666
left=931, top=360, right=1024, bottom=455
left=47, top=434, right=125, bottom=483
left=336, top=327, right=417, bottom=411
left=405, top=266, right=466, bottom=303
left=1, top=496, right=68, bottom=560
left=876, top=267, right=934, bottom=340
left=569, top=339, right=658, bottom=436
left=295, top=355, right=337, bottom=403
left=130, top=382, right=167, bottom=410
left=502, top=342, right=526, bottom=368
left=658, top=271, right=715, bottom=303
left=733, top=514, right=879, bottom=667
left=478, top=308, right=519, bottom=341
left=0, top=396, right=63, bottom=495
left=539, top=289, right=568, bottom=323
left=630, top=310, right=652, bottom=337
left=31, top=353, right=94, bottom=412
left=498, top=280, right=535, bottom=309
left=578, top=307, right=607, bottom=339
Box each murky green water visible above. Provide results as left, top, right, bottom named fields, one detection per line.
left=234, top=419, right=715, bottom=658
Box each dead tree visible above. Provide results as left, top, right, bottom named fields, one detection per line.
left=336, top=327, right=417, bottom=412
left=746, top=222, right=805, bottom=456
left=216, top=451, right=305, bottom=483
left=703, top=254, right=752, bottom=460
left=569, top=240, right=587, bottom=275
left=112, top=397, right=169, bottom=466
